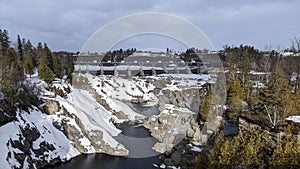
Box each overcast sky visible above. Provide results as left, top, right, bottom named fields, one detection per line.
left=0, top=0, right=299, bottom=52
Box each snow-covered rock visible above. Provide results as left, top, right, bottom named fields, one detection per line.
left=143, top=74, right=209, bottom=153
left=73, top=74, right=156, bottom=119
left=146, top=104, right=199, bottom=153
left=191, top=146, right=202, bottom=152
left=160, top=163, right=166, bottom=168
left=55, top=88, right=129, bottom=155
left=0, top=108, right=80, bottom=169
left=286, top=116, right=300, bottom=123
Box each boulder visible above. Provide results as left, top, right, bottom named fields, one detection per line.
left=44, top=99, right=60, bottom=115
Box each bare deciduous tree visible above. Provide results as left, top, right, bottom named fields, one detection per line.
left=294, top=36, right=300, bottom=52
left=290, top=36, right=300, bottom=52
left=264, top=105, right=280, bottom=128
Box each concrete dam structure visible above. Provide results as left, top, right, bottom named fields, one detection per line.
left=75, top=51, right=210, bottom=76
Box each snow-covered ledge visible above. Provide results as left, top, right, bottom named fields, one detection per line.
left=286, top=116, right=300, bottom=123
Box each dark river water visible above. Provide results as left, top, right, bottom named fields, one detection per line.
left=50, top=153, right=159, bottom=169
left=48, top=104, right=160, bottom=169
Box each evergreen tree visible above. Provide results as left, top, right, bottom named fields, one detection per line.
left=259, top=67, right=292, bottom=128
left=62, top=54, right=74, bottom=82
left=1, top=76, right=19, bottom=104
left=226, top=79, right=245, bottom=119
left=36, top=42, right=46, bottom=64
left=290, top=90, right=300, bottom=115
left=217, top=139, right=235, bottom=167
left=208, top=129, right=269, bottom=168
left=200, top=91, right=211, bottom=121
left=24, top=51, right=35, bottom=75
left=240, top=55, right=252, bottom=100
left=24, top=39, right=36, bottom=68
left=238, top=129, right=267, bottom=167
left=17, top=34, right=23, bottom=61
left=0, top=52, right=4, bottom=87
left=38, top=59, right=54, bottom=84
left=52, top=55, right=62, bottom=78
left=0, top=29, right=11, bottom=54
left=270, top=144, right=285, bottom=168
left=43, top=43, right=53, bottom=71
left=270, top=125, right=300, bottom=168
left=0, top=30, right=24, bottom=104
left=224, top=47, right=239, bottom=79
left=208, top=132, right=227, bottom=168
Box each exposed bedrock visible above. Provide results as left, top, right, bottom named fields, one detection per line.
left=144, top=86, right=207, bottom=153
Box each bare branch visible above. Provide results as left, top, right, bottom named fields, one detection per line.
left=294, top=36, right=300, bottom=52
left=264, top=105, right=279, bottom=128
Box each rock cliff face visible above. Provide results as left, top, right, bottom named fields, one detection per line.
left=44, top=99, right=128, bottom=156
left=143, top=75, right=224, bottom=156
left=144, top=83, right=206, bottom=153
left=144, top=104, right=200, bottom=153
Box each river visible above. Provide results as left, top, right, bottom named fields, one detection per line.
left=48, top=103, right=161, bottom=169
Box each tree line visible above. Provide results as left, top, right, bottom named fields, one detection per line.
left=101, top=48, right=136, bottom=63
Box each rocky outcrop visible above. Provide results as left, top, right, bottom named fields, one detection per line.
left=144, top=104, right=201, bottom=153
left=55, top=106, right=128, bottom=156
left=0, top=80, right=131, bottom=169
left=44, top=99, right=60, bottom=115
left=144, top=78, right=225, bottom=154
left=159, top=89, right=202, bottom=113
left=6, top=121, right=62, bottom=169
left=144, top=85, right=206, bottom=153
left=159, top=139, right=207, bottom=169
left=199, top=114, right=223, bottom=144
left=44, top=96, right=129, bottom=156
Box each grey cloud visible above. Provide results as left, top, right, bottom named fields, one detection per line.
left=0, top=0, right=299, bottom=51
left=82, top=13, right=215, bottom=53
left=151, top=0, right=300, bottom=49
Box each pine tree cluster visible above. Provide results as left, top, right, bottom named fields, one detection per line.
left=0, top=29, right=74, bottom=106
left=202, top=127, right=300, bottom=169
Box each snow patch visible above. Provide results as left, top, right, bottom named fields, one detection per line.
left=286, top=116, right=300, bottom=123
left=79, top=137, right=96, bottom=153
left=160, top=163, right=166, bottom=168
left=191, top=146, right=202, bottom=152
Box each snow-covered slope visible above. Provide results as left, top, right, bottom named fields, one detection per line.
left=0, top=108, right=79, bottom=169
left=73, top=73, right=158, bottom=120
left=56, top=88, right=128, bottom=152
left=83, top=74, right=157, bottom=103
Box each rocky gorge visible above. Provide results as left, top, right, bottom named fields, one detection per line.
left=0, top=73, right=220, bottom=169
